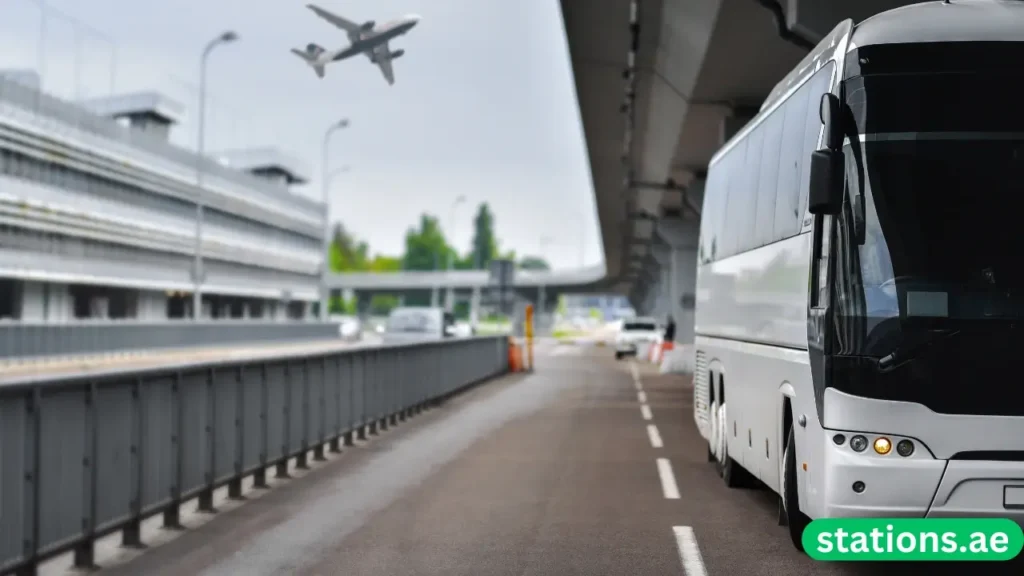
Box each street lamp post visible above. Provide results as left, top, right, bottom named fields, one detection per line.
left=444, top=195, right=467, bottom=311
left=192, top=30, right=238, bottom=321
left=537, top=236, right=553, bottom=325
left=320, top=119, right=350, bottom=321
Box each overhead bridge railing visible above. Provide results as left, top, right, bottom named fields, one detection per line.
left=0, top=321, right=344, bottom=368
left=0, top=335, right=509, bottom=575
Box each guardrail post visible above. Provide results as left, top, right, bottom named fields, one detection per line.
left=72, top=382, right=99, bottom=569
left=356, top=353, right=368, bottom=441
left=123, top=378, right=145, bottom=548
left=197, top=368, right=217, bottom=513
left=296, top=360, right=310, bottom=470
left=163, top=372, right=184, bottom=530
left=18, top=388, right=41, bottom=576
left=313, top=357, right=327, bottom=462
left=367, top=351, right=378, bottom=436
left=388, top=352, right=399, bottom=426
left=228, top=366, right=245, bottom=500
left=344, top=353, right=356, bottom=447
left=253, top=363, right=270, bottom=489
left=329, top=355, right=342, bottom=453
left=276, top=363, right=291, bottom=480
left=398, top=349, right=408, bottom=421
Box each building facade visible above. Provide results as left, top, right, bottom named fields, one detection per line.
left=0, top=73, right=323, bottom=321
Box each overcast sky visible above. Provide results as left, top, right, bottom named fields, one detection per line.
left=0, top=0, right=601, bottom=269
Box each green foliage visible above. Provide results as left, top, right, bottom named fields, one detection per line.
left=369, top=255, right=401, bottom=272
left=588, top=308, right=603, bottom=320
left=556, top=294, right=567, bottom=315
left=327, top=204, right=544, bottom=315
left=369, top=294, right=399, bottom=315
left=519, top=256, right=550, bottom=270
left=329, top=223, right=371, bottom=272
left=402, top=214, right=455, bottom=272
left=469, top=203, right=498, bottom=270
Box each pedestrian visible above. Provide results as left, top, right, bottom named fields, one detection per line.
left=664, top=315, right=676, bottom=343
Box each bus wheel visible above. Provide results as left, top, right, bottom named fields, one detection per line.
left=783, top=426, right=811, bottom=551
left=718, top=404, right=753, bottom=488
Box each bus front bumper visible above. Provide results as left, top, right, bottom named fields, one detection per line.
left=821, top=435, right=1024, bottom=522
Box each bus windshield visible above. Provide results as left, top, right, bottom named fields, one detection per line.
left=828, top=42, right=1024, bottom=416
left=841, top=42, right=1024, bottom=358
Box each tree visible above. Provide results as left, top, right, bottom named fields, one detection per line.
left=369, top=255, right=401, bottom=272
left=469, top=203, right=498, bottom=270
left=518, top=256, right=550, bottom=270
left=328, top=222, right=371, bottom=271
left=402, top=214, right=453, bottom=271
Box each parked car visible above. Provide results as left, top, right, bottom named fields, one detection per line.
left=382, top=307, right=456, bottom=344
left=614, top=317, right=661, bottom=360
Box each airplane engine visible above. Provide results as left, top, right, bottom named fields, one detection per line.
left=360, top=21, right=375, bottom=31
left=390, top=49, right=405, bottom=59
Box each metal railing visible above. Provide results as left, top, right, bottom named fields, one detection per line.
left=0, top=336, right=509, bottom=574
left=0, top=321, right=342, bottom=362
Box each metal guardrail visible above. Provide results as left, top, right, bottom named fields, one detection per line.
left=0, top=335, right=509, bottom=574
left=0, top=321, right=342, bottom=361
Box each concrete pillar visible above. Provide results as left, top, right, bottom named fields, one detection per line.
left=656, top=213, right=700, bottom=345
left=356, top=291, right=372, bottom=321
left=430, top=285, right=439, bottom=308
left=469, top=286, right=481, bottom=327
left=19, top=281, right=44, bottom=321
left=90, top=296, right=110, bottom=319
left=136, top=291, right=168, bottom=320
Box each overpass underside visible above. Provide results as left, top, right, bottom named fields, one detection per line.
left=561, top=0, right=917, bottom=342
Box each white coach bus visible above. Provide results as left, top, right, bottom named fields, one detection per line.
left=693, top=0, right=1024, bottom=551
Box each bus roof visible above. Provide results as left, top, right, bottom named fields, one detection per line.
left=850, top=0, right=1024, bottom=51
left=710, top=19, right=851, bottom=168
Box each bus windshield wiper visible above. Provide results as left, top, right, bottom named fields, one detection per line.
left=877, top=329, right=959, bottom=370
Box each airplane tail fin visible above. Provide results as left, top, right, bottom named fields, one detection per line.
left=290, top=45, right=327, bottom=78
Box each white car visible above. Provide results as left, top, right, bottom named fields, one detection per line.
left=381, top=307, right=457, bottom=344
left=614, top=318, right=662, bottom=360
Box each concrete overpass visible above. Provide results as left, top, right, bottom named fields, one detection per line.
left=560, top=0, right=918, bottom=343
left=325, top=264, right=605, bottom=291
left=326, top=264, right=607, bottom=320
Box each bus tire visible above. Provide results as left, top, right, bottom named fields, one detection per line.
left=783, top=426, right=811, bottom=551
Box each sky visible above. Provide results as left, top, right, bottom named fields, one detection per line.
left=0, top=0, right=602, bottom=269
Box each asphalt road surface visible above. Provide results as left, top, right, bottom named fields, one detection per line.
left=42, top=342, right=1024, bottom=575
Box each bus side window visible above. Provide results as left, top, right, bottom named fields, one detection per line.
left=812, top=215, right=831, bottom=307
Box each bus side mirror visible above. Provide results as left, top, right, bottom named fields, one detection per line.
left=808, top=93, right=845, bottom=216
left=819, top=93, right=843, bottom=151
left=808, top=150, right=844, bottom=215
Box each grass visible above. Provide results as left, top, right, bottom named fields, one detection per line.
left=551, top=329, right=588, bottom=340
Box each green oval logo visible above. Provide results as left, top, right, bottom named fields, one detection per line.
left=802, top=518, right=1023, bottom=561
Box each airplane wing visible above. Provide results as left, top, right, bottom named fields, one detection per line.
left=307, top=4, right=362, bottom=33
left=373, top=44, right=395, bottom=85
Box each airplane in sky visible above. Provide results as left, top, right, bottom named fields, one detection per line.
left=291, top=4, right=421, bottom=85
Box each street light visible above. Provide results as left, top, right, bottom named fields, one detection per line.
left=320, top=119, right=350, bottom=320
left=443, top=195, right=467, bottom=311
left=192, top=30, right=238, bottom=321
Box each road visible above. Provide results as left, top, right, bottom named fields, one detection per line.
left=38, top=342, right=1024, bottom=575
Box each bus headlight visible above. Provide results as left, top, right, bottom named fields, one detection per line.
left=850, top=435, right=868, bottom=452
left=873, top=437, right=892, bottom=455
left=896, top=439, right=914, bottom=457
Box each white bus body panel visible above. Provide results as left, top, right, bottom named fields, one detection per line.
left=693, top=232, right=818, bottom=499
